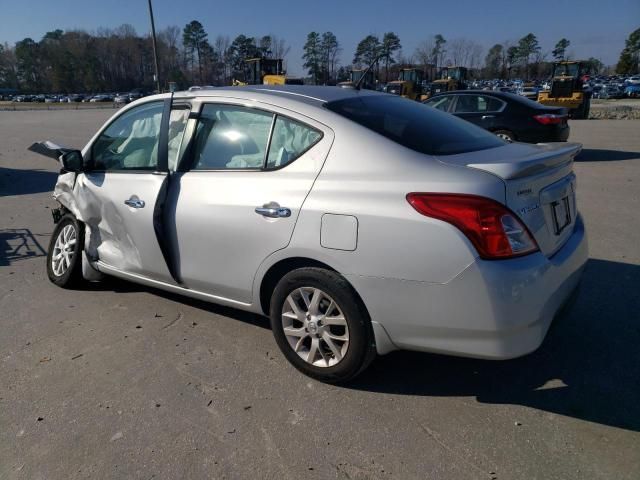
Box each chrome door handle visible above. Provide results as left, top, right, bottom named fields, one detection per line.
left=124, top=196, right=145, bottom=208
left=255, top=204, right=291, bottom=218
left=481, top=115, right=495, bottom=119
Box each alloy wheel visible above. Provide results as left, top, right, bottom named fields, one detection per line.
left=51, top=224, right=77, bottom=277
left=496, top=132, right=514, bottom=143
left=281, top=287, right=350, bottom=367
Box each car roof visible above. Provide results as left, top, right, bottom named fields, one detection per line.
left=428, top=89, right=560, bottom=110
left=431, top=89, right=537, bottom=104
left=173, top=85, right=383, bottom=108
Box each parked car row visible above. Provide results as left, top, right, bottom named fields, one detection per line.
left=4, top=91, right=150, bottom=104
left=469, top=73, right=640, bottom=100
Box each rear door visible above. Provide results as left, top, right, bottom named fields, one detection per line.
left=169, top=99, right=333, bottom=303
left=78, top=99, right=188, bottom=283
left=452, top=94, right=506, bottom=130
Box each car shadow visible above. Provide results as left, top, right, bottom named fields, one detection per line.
left=0, top=228, right=47, bottom=266
left=347, top=258, right=640, bottom=432
left=58, top=256, right=640, bottom=431
left=0, top=166, right=59, bottom=197
left=575, top=148, right=639, bottom=162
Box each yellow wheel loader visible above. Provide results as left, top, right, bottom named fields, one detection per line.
left=537, top=61, right=591, bottom=119
left=386, top=68, right=428, bottom=101
left=425, top=67, right=468, bottom=99
left=234, top=58, right=303, bottom=86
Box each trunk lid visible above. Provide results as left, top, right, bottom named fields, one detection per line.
left=436, top=142, right=582, bottom=257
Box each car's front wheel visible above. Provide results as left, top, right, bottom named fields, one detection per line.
left=46, top=214, right=84, bottom=288
left=270, top=268, right=376, bottom=383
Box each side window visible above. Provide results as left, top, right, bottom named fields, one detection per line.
left=266, top=116, right=322, bottom=169
left=425, top=95, right=454, bottom=112
left=192, top=104, right=273, bottom=170
left=92, top=102, right=163, bottom=171
left=483, top=96, right=505, bottom=112
left=453, top=95, right=480, bottom=113
left=168, top=107, right=189, bottom=171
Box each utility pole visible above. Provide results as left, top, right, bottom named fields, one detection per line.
left=147, top=0, right=161, bottom=93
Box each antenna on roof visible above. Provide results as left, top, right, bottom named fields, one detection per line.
left=354, top=54, right=386, bottom=90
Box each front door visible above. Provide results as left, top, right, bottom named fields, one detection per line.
left=170, top=100, right=333, bottom=304
left=78, top=100, right=187, bottom=283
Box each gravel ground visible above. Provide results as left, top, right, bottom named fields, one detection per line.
left=1, top=110, right=639, bottom=480
left=590, top=99, right=640, bottom=119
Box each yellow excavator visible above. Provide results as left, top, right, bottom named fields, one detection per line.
left=233, top=58, right=303, bottom=86
left=426, top=66, right=468, bottom=98
left=537, top=61, right=591, bottom=119
left=386, top=68, right=428, bottom=101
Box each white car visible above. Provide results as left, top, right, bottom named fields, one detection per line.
left=32, top=86, right=588, bottom=382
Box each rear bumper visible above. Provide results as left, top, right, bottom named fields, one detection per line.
left=349, top=214, right=588, bottom=358
left=519, top=124, right=570, bottom=143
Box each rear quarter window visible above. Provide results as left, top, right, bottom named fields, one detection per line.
left=325, top=95, right=504, bottom=155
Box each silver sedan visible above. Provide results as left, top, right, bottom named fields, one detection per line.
left=34, top=85, right=588, bottom=383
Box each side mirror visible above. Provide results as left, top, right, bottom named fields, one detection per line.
left=59, top=150, right=83, bottom=172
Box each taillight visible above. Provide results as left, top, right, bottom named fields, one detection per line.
left=406, top=193, right=539, bottom=259
left=533, top=113, right=566, bottom=125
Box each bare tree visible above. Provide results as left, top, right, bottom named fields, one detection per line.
left=449, top=38, right=471, bottom=67
left=271, top=34, right=291, bottom=60
left=448, top=38, right=483, bottom=69
left=213, top=35, right=230, bottom=84
left=414, top=37, right=435, bottom=77
left=470, top=43, right=484, bottom=70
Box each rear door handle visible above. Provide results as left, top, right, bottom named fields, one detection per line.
left=255, top=203, right=291, bottom=218
left=481, top=115, right=495, bottom=119
left=124, top=196, right=145, bottom=208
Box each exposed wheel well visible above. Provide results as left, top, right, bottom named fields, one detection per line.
left=259, top=257, right=336, bottom=315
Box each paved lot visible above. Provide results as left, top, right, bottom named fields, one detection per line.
left=1, top=111, right=639, bottom=479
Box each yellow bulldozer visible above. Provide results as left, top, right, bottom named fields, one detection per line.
left=386, top=68, right=428, bottom=101
left=537, top=61, right=591, bottom=119
left=425, top=66, right=468, bottom=98
left=233, top=58, right=303, bottom=86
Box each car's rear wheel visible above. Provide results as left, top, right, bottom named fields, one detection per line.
left=270, top=268, right=376, bottom=383
left=46, top=214, right=84, bottom=288
left=494, top=130, right=515, bottom=142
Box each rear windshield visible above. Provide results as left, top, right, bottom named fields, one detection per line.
left=326, top=95, right=504, bottom=155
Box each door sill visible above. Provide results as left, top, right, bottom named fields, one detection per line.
left=96, top=261, right=252, bottom=309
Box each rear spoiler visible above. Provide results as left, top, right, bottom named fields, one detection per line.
left=466, top=143, right=582, bottom=180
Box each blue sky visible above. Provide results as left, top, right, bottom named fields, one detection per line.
left=2, top=0, right=637, bottom=75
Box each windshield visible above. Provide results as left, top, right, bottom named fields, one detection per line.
left=553, top=63, right=579, bottom=77
left=325, top=95, right=504, bottom=156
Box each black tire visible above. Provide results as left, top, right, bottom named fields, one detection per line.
left=46, top=214, right=84, bottom=288
left=581, top=98, right=591, bottom=119
left=270, top=267, right=376, bottom=383
left=494, top=130, right=515, bottom=143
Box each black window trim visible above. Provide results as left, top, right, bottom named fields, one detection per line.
left=182, top=101, right=324, bottom=173
left=166, top=103, right=192, bottom=172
